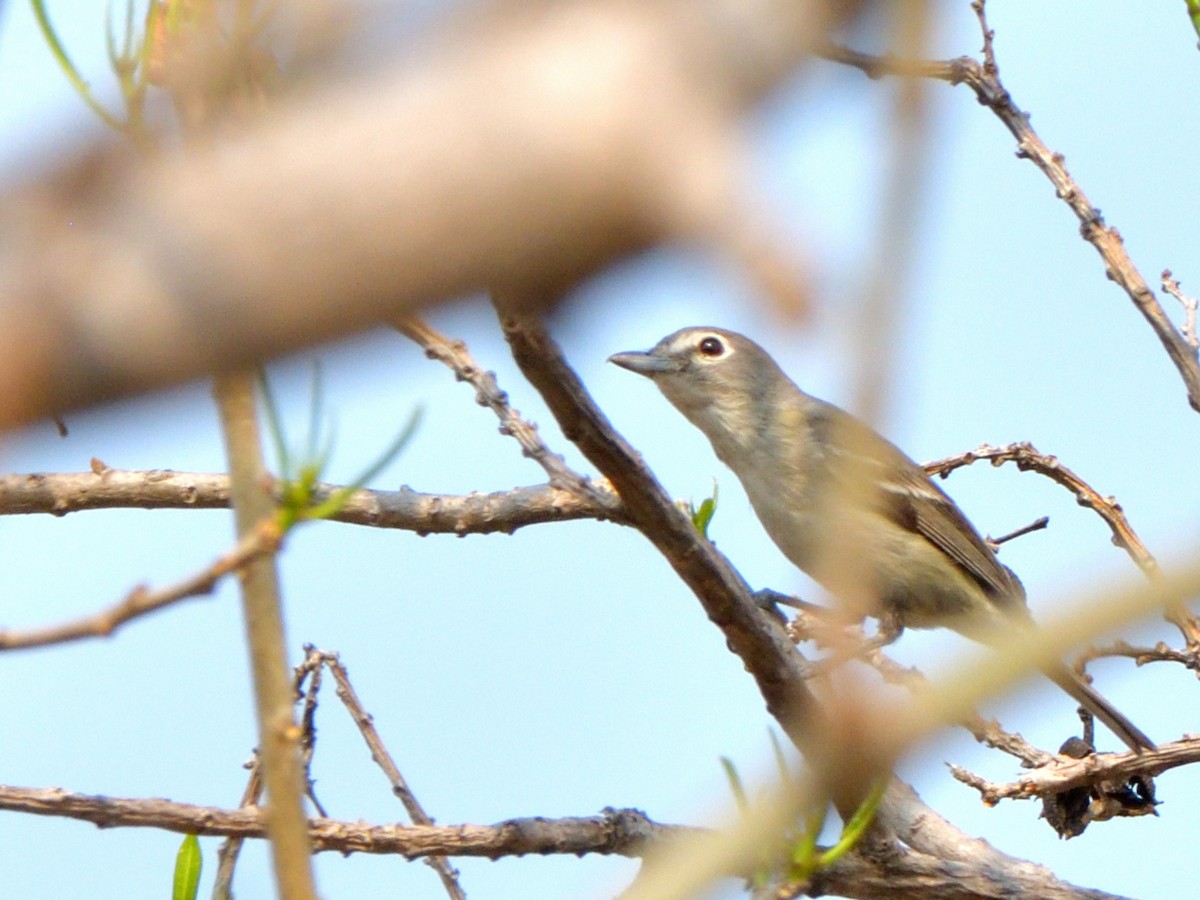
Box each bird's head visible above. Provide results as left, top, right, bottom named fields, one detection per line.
left=609, top=327, right=784, bottom=437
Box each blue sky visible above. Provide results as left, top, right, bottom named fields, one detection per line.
left=2, top=2, right=1199, bottom=898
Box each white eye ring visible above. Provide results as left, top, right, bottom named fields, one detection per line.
left=697, top=335, right=725, bottom=357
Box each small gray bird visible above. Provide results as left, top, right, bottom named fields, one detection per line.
left=610, top=326, right=1154, bottom=753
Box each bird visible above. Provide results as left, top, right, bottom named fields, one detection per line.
left=609, top=326, right=1155, bottom=753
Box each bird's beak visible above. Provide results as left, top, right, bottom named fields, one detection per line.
left=608, top=350, right=679, bottom=376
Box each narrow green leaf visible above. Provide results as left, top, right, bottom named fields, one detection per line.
left=172, top=834, right=202, bottom=900
left=815, top=778, right=886, bottom=868
left=719, top=756, right=750, bottom=817
left=305, top=359, right=325, bottom=464
left=689, top=481, right=719, bottom=537
left=1187, top=0, right=1200, bottom=43
left=31, top=0, right=127, bottom=131
left=257, top=367, right=293, bottom=480
left=789, top=801, right=826, bottom=872
left=768, top=729, right=795, bottom=790
left=306, top=405, right=424, bottom=521
left=104, top=1, right=120, bottom=71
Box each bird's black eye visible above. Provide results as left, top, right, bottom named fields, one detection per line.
left=698, top=336, right=724, bottom=357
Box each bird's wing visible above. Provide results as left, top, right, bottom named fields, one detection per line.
left=811, top=402, right=1024, bottom=607
left=886, top=463, right=1024, bottom=603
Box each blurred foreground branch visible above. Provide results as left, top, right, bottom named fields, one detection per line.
left=0, top=0, right=855, bottom=428
left=213, top=371, right=316, bottom=898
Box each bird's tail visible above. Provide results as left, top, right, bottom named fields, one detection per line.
left=1043, top=661, right=1156, bottom=753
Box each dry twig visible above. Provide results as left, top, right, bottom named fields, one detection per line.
left=1161, top=269, right=1199, bottom=350
left=0, top=518, right=281, bottom=650
left=924, top=441, right=1200, bottom=644
left=316, top=647, right=466, bottom=899
left=949, top=737, right=1200, bottom=805
left=819, top=1, right=1200, bottom=415
left=397, top=318, right=615, bottom=510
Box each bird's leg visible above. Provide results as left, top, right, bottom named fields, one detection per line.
left=862, top=612, right=905, bottom=651
left=750, top=588, right=792, bottom=624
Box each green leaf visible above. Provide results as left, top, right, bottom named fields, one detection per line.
left=259, top=363, right=424, bottom=528
left=304, top=405, right=423, bottom=522
left=789, top=800, right=826, bottom=874
left=719, top=756, right=750, bottom=817
left=172, top=834, right=202, bottom=900
left=768, top=729, right=796, bottom=790
left=815, top=778, right=886, bottom=869
left=689, top=481, right=719, bottom=537
left=1188, top=0, right=1200, bottom=43
left=31, top=0, right=128, bottom=132
left=257, top=366, right=293, bottom=481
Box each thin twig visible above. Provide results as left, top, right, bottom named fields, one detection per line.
left=297, top=655, right=328, bottom=818
left=0, top=519, right=281, bottom=651
left=212, top=752, right=265, bottom=900
left=321, top=649, right=467, bottom=900
left=923, top=440, right=1200, bottom=644
left=948, top=736, right=1200, bottom=805
left=988, top=516, right=1049, bottom=548
left=1162, top=269, right=1199, bottom=350
left=215, top=652, right=327, bottom=899
left=397, top=318, right=615, bottom=511
left=819, top=2, right=1200, bottom=414
left=1076, top=639, right=1200, bottom=676
left=925, top=443, right=1152, bottom=568
left=785, top=602, right=1053, bottom=768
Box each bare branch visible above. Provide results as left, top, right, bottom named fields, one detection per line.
left=320, top=648, right=466, bottom=899
left=819, top=8, right=1200, bottom=414
left=0, top=782, right=1129, bottom=899
left=397, top=319, right=614, bottom=510
left=0, top=470, right=625, bottom=534
left=924, top=441, right=1200, bottom=644
left=214, top=371, right=316, bottom=899
left=949, top=737, right=1200, bottom=805
left=0, top=517, right=280, bottom=651
left=924, top=442, right=1155, bottom=574
left=0, top=786, right=695, bottom=859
